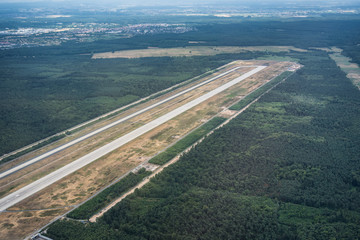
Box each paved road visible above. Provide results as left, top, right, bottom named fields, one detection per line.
left=0, top=66, right=266, bottom=212
left=0, top=66, right=243, bottom=180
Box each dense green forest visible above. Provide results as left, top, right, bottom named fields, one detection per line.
left=0, top=55, right=229, bottom=156
left=1, top=18, right=360, bottom=156
left=46, top=49, right=360, bottom=239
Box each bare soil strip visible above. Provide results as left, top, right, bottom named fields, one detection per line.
left=92, top=46, right=307, bottom=59
left=329, top=49, right=360, bottom=89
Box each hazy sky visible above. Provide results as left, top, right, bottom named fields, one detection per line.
left=0, top=0, right=358, bottom=3
left=0, top=0, right=359, bottom=7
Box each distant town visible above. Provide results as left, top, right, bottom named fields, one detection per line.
left=1, top=3, right=359, bottom=50
left=0, top=23, right=193, bottom=49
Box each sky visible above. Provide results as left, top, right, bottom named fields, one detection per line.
left=0, top=0, right=359, bottom=7
left=0, top=0, right=358, bottom=4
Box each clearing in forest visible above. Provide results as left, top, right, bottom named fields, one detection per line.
left=92, top=46, right=307, bottom=59
left=329, top=49, right=360, bottom=89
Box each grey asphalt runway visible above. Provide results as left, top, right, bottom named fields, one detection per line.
left=0, top=66, right=265, bottom=212
left=0, top=66, right=243, bottom=180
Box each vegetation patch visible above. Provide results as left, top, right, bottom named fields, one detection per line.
left=1, top=134, right=65, bottom=164
left=39, top=209, right=63, bottom=217
left=230, top=71, right=292, bottom=111
left=67, top=168, right=151, bottom=220
left=256, top=55, right=299, bottom=62
left=148, top=117, right=226, bottom=165
left=150, top=127, right=173, bottom=141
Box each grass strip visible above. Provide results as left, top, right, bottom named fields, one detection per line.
left=1, top=134, right=66, bottom=164
left=149, top=117, right=227, bottom=165
left=67, top=168, right=151, bottom=220
left=230, top=71, right=292, bottom=111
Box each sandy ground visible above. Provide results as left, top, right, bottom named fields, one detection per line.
left=330, top=51, right=360, bottom=89
left=92, top=46, right=307, bottom=59
left=309, top=46, right=342, bottom=53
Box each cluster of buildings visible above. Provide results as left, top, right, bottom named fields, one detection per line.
left=0, top=23, right=193, bottom=50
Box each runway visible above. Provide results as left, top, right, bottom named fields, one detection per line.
left=0, top=65, right=266, bottom=212
left=0, top=66, right=242, bottom=180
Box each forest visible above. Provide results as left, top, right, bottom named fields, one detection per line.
left=46, top=46, right=360, bottom=239
left=1, top=13, right=360, bottom=239
left=1, top=18, right=360, bottom=156
left=0, top=55, right=230, bottom=156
